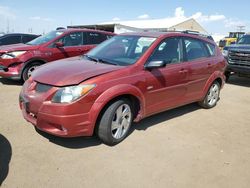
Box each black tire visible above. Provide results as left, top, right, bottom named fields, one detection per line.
left=97, top=99, right=133, bottom=146
left=225, top=71, right=230, bottom=82
left=198, top=81, right=221, bottom=109
left=22, top=62, right=42, bottom=81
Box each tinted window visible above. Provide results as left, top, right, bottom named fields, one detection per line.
left=22, top=35, right=38, bottom=43
left=0, top=35, right=21, bottom=45
left=205, top=43, right=216, bottom=56
left=149, top=37, right=182, bottom=64
left=86, top=32, right=105, bottom=45
left=184, top=38, right=209, bottom=61
left=57, top=32, right=83, bottom=47
left=237, top=35, right=250, bottom=45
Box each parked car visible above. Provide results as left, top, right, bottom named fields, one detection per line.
left=223, top=34, right=250, bottom=81
left=0, top=33, right=39, bottom=46
left=19, top=32, right=226, bottom=145
left=0, top=29, right=114, bottom=81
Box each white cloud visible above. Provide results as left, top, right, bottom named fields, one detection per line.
left=137, top=14, right=150, bottom=19
left=29, top=16, right=54, bottom=22
left=224, top=18, right=247, bottom=28
left=175, top=7, right=185, bottom=18
left=192, top=12, right=226, bottom=22
left=112, top=17, right=120, bottom=21
left=0, top=6, right=16, bottom=20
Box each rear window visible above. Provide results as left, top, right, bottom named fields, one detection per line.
left=184, top=38, right=209, bottom=61
left=22, top=35, right=38, bottom=43
left=205, top=43, right=216, bottom=56
left=85, top=32, right=107, bottom=45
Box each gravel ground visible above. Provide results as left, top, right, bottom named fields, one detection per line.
left=0, top=75, right=250, bottom=188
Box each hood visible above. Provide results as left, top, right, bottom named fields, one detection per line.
left=32, top=57, right=123, bottom=86
left=0, top=43, right=39, bottom=53
left=225, top=44, right=250, bottom=52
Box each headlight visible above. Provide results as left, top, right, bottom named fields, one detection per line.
left=1, top=51, right=27, bottom=59
left=52, top=84, right=96, bottom=103
left=222, top=50, right=228, bottom=57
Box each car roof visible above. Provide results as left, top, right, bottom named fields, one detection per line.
left=120, top=32, right=215, bottom=43
left=59, top=28, right=115, bottom=35
left=0, top=33, right=39, bottom=37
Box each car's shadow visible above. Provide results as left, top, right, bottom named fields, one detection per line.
left=227, top=75, right=250, bottom=87
left=0, top=134, right=12, bottom=186
left=0, top=78, right=23, bottom=86
left=37, top=103, right=200, bottom=148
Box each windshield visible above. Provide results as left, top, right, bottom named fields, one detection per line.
left=26, top=30, right=64, bottom=45
left=237, top=35, right=250, bottom=45
left=85, top=35, right=156, bottom=66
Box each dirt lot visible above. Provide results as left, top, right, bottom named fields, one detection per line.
left=0, top=76, right=250, bottom=188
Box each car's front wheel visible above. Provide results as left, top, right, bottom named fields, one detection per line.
left=97, top=99, right=133, bottom=146
left=22, top=62, right=42, bottom=81
left=199, top=81, right=221, bottom=109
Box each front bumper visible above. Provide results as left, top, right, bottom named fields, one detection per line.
left=226, top=64, right=250, bottom=75
left=20, top=101, right=93, bottom=137
left=19, top=80, right=96, bottom=137
left=0, top=58, right=23, bottom=79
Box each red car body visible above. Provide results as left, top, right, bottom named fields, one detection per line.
left=0, top=29, right=114, bottom=80
left=19, top=32, right=226, bottom=140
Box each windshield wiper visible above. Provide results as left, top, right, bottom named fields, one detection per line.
left=84, top=55, right=99, bottom=62
left=84, top=55, right=117, bottom=65
left=98, top=58, right=117, bottom=65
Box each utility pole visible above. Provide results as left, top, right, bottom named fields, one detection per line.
left=237, top=25, right=245, bottom=32
left=6, top=19, right=10, bottom=33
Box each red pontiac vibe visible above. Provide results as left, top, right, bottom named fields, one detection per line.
left=19, top=32, right=226, bottom=145
left=0, top=29, right=114, bottom=81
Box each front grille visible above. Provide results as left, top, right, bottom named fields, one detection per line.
left=228, top=50, right=250, bottom=67
left=35, top=83, right=52, bottom=93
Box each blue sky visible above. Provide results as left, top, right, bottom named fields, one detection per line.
left=0, top=0, right=249, bottom=36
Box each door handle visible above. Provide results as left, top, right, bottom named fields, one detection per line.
left=179, top=69, right=188, bottom=74
left=207, top=63, right=213, bottom=67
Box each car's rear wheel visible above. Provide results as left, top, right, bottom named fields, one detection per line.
left=97, top=99, right=133, bottom=146
left=22, top=62, right=42, bottom=81
left=199, top=81, right=221, bottom=109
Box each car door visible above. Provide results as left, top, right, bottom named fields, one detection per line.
left=44, top=32, right=85, bottom=62
left=144, top=37, right=190, bottom=116
left=183, top=37, right=213, bottom=100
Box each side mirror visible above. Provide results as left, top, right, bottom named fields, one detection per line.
left=55, top=41, right=64, bottom=48
left=144, top=60, right=166, bottom=70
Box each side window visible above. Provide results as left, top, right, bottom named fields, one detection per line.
left=149, top=37, right=182, bottom=64
left=57, top=32, right=83, bottom=47
left=184, top=38, right=209, bottom=61
left=106, top=34, right=113, bottom=40
left=0, top=35, right=21, bottom=45
left=86, top=32, right=103, bottom=45
left=205, top=43, right=216, bottom=56
left=22, top=35, right=36, bottom=43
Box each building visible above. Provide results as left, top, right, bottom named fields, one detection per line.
left=68, top=18, right=208, bottom=34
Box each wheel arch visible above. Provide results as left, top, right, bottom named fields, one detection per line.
left=20, top=58, right=47, bottom=80
left=201, top=71, right=225, bottom=99
left=88, top=84, right=146, bottom=135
